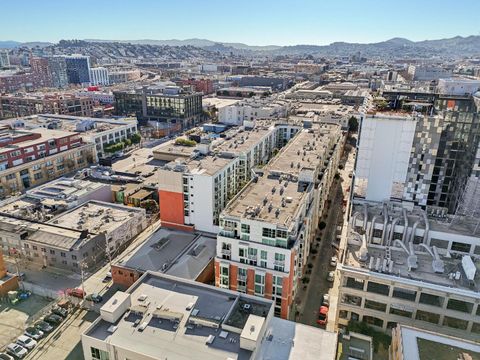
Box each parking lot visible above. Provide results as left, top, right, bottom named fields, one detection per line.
left=0, top=294, right=52, bottom=350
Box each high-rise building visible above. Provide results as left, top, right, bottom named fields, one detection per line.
left=65, top=55, right=91, bottom=84
left=30, top=57, right=53, bottom=88
left=215, top=123, right=342, bottom=318
left=89, top=67, right=109, bottom=86
left=0, top=50, right=10, bottom=67
left=48, top=56, right=68, bottom=88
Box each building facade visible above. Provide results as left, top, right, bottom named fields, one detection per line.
left=89, top=67, right=109, bottom=86
left=65, top=55, right=91, bottom=84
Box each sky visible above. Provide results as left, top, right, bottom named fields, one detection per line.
left=2, top=0, right=479, bottom=46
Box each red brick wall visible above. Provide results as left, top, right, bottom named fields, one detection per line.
left=111, top=265, right=140, bottom=288
left=246, top=269, right=255, bottom=295
left=229, top=264, right=238, bottom=291
left=159, top=190, right=185, bottom=226
left=264, top=273, right=273, bottom=299
left=214, top=260, right=220, bottom=287
left=195, top=259, right=215, bottom=284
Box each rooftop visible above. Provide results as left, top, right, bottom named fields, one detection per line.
left=48, top=200, right=144, bottom=234
left=84, top=271, right=336, bottom=360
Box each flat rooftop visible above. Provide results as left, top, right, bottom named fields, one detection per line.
left=398, top=325, right=480, bottom=360
left=48, top=200, right=144, bottom=234
left=84, top=272, right=274, bottom=360
left=223, top=126, right=339, bottom=228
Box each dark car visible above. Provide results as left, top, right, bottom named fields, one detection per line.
left=44, top=314, right=63, bottom=325
left=51, top=306, right=68, bottom=318
left=86, top=293, right=103, bottom=303
left=35, top=321, right=53, bottom=333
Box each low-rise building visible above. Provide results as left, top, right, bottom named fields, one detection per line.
left=0, top=127, right=95, bottom=198
left=48, top=200, right=147, bottom=257
left=81, top=271, right=338, bottom=360
left=336, top=201, right=480, bottom=341
left=390, top=324, right=480, bottom=360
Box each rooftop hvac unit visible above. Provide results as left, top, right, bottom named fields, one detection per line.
left=462, top=256, right=476, bottom=281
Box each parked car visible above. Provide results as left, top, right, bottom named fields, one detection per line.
left=51, top=306, right=68, bottom=318
left=330, top=256, right=338, bottom=267
left=322, top=294, right=330, bottom=306
left=66, top=288, right=85, bottom=299
left=0, top=352, right=14, bottom=360
left=6, top=344, right=27, bottom=359
left=35, top=321, right=53, bottom=333
left=16, top=335, right=37, bottom=350
left=86, top=293, right=103, bottom=303
left=327, top=271, right=335, bottom=282
left=102, top=272, right=112, bottom=283
left=24, top=327, right=44, bottom=340
left=56, top=299, right=71, bottom=309
left=317, top=306, right=329, bottom=326
left=44, top=314, right=63, bottom=325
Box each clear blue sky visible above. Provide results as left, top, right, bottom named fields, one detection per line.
left=2, top=0, right=479, bottom=45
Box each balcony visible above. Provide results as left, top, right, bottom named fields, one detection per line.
left=247, top=254, right=258, bottom=261
left=274, top=260, right=285, bottom=267
left=219, top=230, right=236, bottom=239
left=221, top=249, right=231, bottom=256
left=238, top=275, right=247, bottom=281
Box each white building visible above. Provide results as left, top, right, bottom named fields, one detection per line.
left=81, top=271, right=338, bottom=360
left=89, top=67, right=110, bottom=86
left=407, top=65, right=452, bottom=81
left=437, top=78, right=480, bottom=96
left=355, top=113, right=417, bottom=202
left=218, top=97, right=289, bottom=126
left=336, top=201, right=480, bottom=341
left=76, top=90, right=115, bottom=104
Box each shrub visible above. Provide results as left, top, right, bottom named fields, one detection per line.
left=175, top=138, right=197, bottom=147
left=130, top=133, right=141, bottom=144
left=319, top=221, right=326, bottom=230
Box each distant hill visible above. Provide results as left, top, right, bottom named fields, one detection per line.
left=2, top=35, right=480, bottom=58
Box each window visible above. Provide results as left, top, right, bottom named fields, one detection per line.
left=237, top=268, right=247, bottom=292
left=219, top=265, right=229, bottom=288
left=72, top=255, right=77, bottom=260
left=419, top=292, right=444, bottom=307
left=443, top=316, right=468, bottom=330
left=451, top=242, right=471, bottom=253
left=341, top=294, right=361, bottom=306
left=362, top=316, right=383, bottom=328
left=389, top=307, right=413, bottom=318
left=446, top=299, right=473, bottom=314
left=61, top=252, right=66, bottom=257
left=262, top=227, right=276, bottom=238
left=472, top=323, right=480, bottom=334
left=364, top=300, right=387, bottom=313
left=415, top=310, right=440, bottom=324
left=254, top=273, right=265, bottom=296
left=276, top=229, right=287, bottom=239
left=49, top=249, right=55, bottom=255
left=241, top=224, right=250, bottom=234
left=366, top=281, right=389, bottom=296
left=430, top=238, right=448, bottom=249
left=91, top=347, right=109, bottom=360
left=345, top=277, right=364, bottom=290
left=392, top=287, right=416, bottom=302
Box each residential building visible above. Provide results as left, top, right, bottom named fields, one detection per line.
left=107, top=67, right=141, bottom=84
left=114, top=85, right=203, bottom=128
left=48, top=56, right=68, bottom=88
left=154, top=120, right=290, bottom=233
left=89, top=67, right=109, bottom=86
left=407, top=65, right=452, bottom=81
left=30, top=57, right=53, bottom=88
left=336, top=201, right=480, bottom=341
left=0, top=50, right=10, bottom=67
left=218, top=96, right=289, bottom=126
left=0, top=70, right=34, bottom=93
left=81, top=271, right=337, bottom=360
left=180, top=78, right=214, bottom=94
left=4, top=114, right=138, bottom=159
left=355, top=101, right=479, bottom=213
left=215, top=123, right=343, bottom=318
left=65, top=54, right=91, bottom=84
left=0, top=127, right=95, bottom=198
left=389, top=324, right=480, bottom=360
left=0, top=93, right=94, bottom=119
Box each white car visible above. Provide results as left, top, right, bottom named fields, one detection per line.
left=327, top=271, right=335, bottom=282
left=330, top=256, right=338, bottom=267
left=322, top=294, right=330, bottom=306
left=16, top=335, right=37, bottom=350
left=6, top=343, right=27, bottom=359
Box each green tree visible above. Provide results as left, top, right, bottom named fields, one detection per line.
left=130, top=133, right=141, bottom=144
left=348, top=116, right=359, bottom=132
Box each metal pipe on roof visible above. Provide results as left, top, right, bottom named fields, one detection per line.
left=421, top=210, right=429, bottom=244
left=363, top=203, right=368, bottom=233
left=393, top=239, right=410, bottom=255
left=388, top=217, right=401, bottom=247
left=401, top=208, right=408, bottom=244
left=369, top=215, right=380, bottom=244
left=382, top=202, right=389, bottom=246
left=409, top=219, right=421, bottom=244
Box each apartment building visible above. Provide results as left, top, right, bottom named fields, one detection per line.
left=114, top=85, right=203, bottom=128
left=215, top=123, right=342, bottom=318
left=155, top=121, right=285, bottom=233
left=81, top=271, right=337, bottom=360
left=0, top=127, right=95, bottom=198
left=107, top=67, right=141, bottom=84
left=218, top=96, right=289, bottom=126
left=65, top=54, right=91, bottom=84
left=355, top=102, right=480, bottom=213
left=89, top=67, right=109, bottom=86
left=5, top=114, right=138, bottom=159
left=0, top=93, right=94, bottom=119
left=336, top=201, right=480, bottom=341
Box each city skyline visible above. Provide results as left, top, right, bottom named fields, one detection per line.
left=2, top=0, right=479, bottom=46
